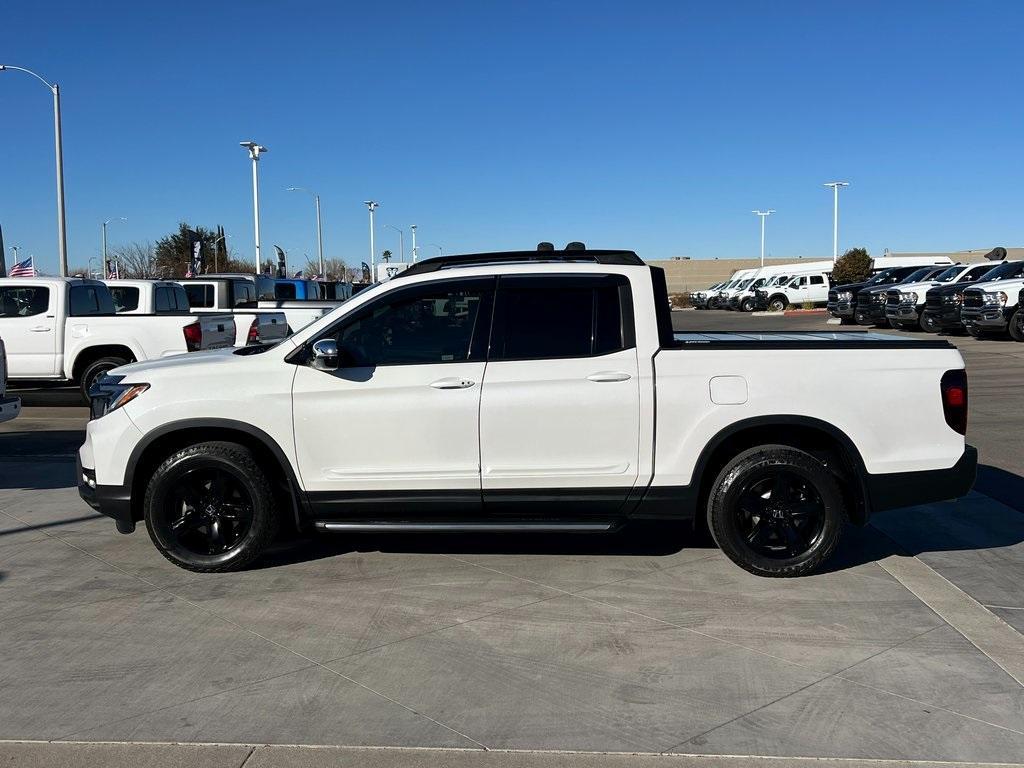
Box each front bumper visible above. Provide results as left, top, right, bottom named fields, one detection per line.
left=855, top=306, right=888, bottom=325
left=961, top=306, right=1010, bottom=331
left=827, top=300, right=854, bottom=319
left=77, top=451, right=135, bottom=533
left=885, top=302, right=921, bottom=324
left=921, top=304, right=963, bottom=330
left=0, top=395, right=20, bottom=424
left=864, top=445, right=977, bottom=515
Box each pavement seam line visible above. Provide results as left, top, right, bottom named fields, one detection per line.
left=237, top=744, right=258, bottom=767
left=3, top=740, right=1024, bottom=766
left=876, top=552, right=1024, bottom=688
left=658, top=623, right=962, bottom=754
left=1, top=509, right=489, bottom=752
left=444, top=554, right=1024, bottom=738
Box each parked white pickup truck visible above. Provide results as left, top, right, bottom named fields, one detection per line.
left=179, top=275, right=341, bottom=333
left=104, top=279, right=288, bottom=348
left=78, top=247, right=976, bottom=577
left=1, top=277, right=235, bottom=397
left=0, top=336, right=20, bottom=423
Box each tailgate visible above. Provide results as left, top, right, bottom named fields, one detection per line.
left=196, top=315, right=236, bottom=349
left=234, top=311, right=289, bottom=345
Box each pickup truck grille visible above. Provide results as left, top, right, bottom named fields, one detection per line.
left=963, top=292, right=984, bottom=309
left=856, top=292, right=872, bottom=309
left=925, top=293, right=942, bottom=310
left=885, top=290, right=900, bottom=306
left=827, top=289, right=838, bottom=303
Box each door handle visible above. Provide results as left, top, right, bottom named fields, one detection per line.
left=587, top=371, right=631, bottom=383
left=430, top=377, right=476, bottom=389
left=30, top=326, right=52, bottom=332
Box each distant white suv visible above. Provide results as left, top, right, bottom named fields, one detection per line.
left=78, top=247, right=976, bottom=579
left=762, top=272, right=831, bottom=311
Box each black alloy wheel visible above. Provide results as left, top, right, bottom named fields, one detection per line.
left=164, top=467, right=254, bottom=556
left=707, top=445, right=845, bottom=577
left=144, top=441, right=278, bottom=572
left=732, top=470, right=826, bottom=560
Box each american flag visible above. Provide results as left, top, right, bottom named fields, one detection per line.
left=8, top=256, right=35, bottom=277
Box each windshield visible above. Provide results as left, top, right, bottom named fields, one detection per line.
left=902, top=267, right=934, bottom=283
left=750, top=278, right=766, bottom=289
left=932, top=266, right=963, bottom=283
left=737, top=279, right=753, bottom=289
left=980, top=260, right=1024, bottom=282
left=864, top=269, right=895, bottom=286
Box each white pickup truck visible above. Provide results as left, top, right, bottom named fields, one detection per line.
left=0, top=277, right=235, bottom=397
left=179, top=275, right=341, bottom=334
left=0, top=336, right=20, bottom=423
left=78, top=247, right=976, bottom=577
left=104, top=279, right=288, bottom=348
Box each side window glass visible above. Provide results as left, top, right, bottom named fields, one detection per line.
left=154, top=287, right=172, bottom=312
left=331, top=280, right=492, bottom=366
left=110, top=287, right=140, bottom=312
left=0, top=286, right=50, bottom=317
left=810, top=275, right=824, bottom=285
left=69, top=285, right=113, bottom=316
left=275, top=283, right=297, bottom=300
left=173, top=286, right=190, bottom=310
left=185, top=284, right=211, bottom=308
left=491, top=276, right=631, bottom=361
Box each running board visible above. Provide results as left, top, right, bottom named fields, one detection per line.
left=313, top=521, right=616, bottom=532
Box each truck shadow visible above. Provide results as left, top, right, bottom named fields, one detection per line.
left=0, top=452, right=79, bottom=490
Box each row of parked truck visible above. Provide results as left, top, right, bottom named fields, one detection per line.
left=0, top=273, right=356, bottom=400
left=691, top=253, right=1024, bottom=341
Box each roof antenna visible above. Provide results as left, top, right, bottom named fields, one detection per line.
left=565, top=241, right=585, bottom=251
left=537, top=242, right=555, bottom=251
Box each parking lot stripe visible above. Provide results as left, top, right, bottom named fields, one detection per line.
left=877, top=553, right=1024, bottom=687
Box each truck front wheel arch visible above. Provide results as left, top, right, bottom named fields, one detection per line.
left=73, top=346, right=136, bottom=399
left=126, top=421, right=305, bottom=534
left=693, top=418, right=868, bottom=527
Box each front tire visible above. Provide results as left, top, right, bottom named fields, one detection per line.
left=144, top=441, right=278, bottom=572
left=1009, top=309, right=1024, bottom=342
left=707, top=445, right=846, bottom=578
left=767, top=295, right=787, bottom=313
left=741, top=298, right=755, bottom=312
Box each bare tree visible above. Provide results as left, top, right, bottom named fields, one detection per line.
left=109, top=241, right=162, bottom=278
left=303, top=257, right=352, bottom=281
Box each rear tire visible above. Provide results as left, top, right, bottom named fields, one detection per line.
left=707, top=445, right=846, bottom=578
left=741, top=298, right=755, bottom=312
left=144, top=441, right=279, bottom=572
left=79, top=356, right=130, bottom=400
left=767, top=296, right=787, bottom=313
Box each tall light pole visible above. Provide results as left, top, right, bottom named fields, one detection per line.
left=385, top=224, right=405, bottom=262
left=364, top=201, right=379, bottom=279
left=410, top=224, right=418, bottom=262
left=1, top=65, right=69, bottom=276
left=752, top=210, right=774, bottom=267
left=286, top=187, right=324, bottom=276
left=240, top=141, right=268, bottom=274
left=11, top=245, right=20, bottom=265
left=101, top=216, right=127, bottom=271
left=824, top=181, right=849, bottom=263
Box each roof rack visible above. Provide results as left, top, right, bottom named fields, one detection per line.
left=393, top=249, right=645, bottom=279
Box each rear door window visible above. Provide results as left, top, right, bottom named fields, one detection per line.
left=184, top=284, right=214, bottom=308
left=490, top=275, right=633, bottom=361
left=109, top=287, right=140, bottom=312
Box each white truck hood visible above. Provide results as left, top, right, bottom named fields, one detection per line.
left=108, top=345, right=276, bottom=379
left=894, top=280, right=943, bottom=295
left=970, top=277, right=1024, bottom=296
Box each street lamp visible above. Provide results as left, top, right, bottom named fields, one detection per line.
left=286, top=187, right=324, bottom=276
left=101, top=216, right=127, bottom=273
left=428, top=243, right=443, bottom=258
left=385, top=224, right=405, bottom=262
left=0, top=65, right=69, bottom=276
left=211, top=233, right=231, bottom=272
left=240, top=141, right=268, bottom=275
left=410, top=224, right=418, bottom=262
left=752, top=210, right=775, bottom=268
left=364, top=201, right=380, bottom=279
left=823, top=181, right=849, bottom=263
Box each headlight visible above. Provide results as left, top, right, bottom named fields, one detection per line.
left=91, top=379, right=150, bottom=418
left=838, top=291, right=852, bottom=301
left=983, top=292, right=1008, bottom=306
left=873, top=293, right=885, bottom=303
left=900, top=292, right=918, bottom=303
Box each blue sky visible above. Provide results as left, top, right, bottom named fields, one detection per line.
left=1, top=1, right=1022, bottom=274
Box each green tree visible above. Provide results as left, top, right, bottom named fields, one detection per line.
left=832, top=247, right=872, bottom=284
left=154, top=222, right=241, bottom=276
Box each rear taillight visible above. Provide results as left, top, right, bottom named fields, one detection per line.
left=246, top=318, right=260, bottom=345
left=941, top=369, right=968, bottom=435
left=183, top=321, right=202, bottom=352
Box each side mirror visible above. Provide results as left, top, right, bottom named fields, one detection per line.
left=311, top=338, right=339, bottom=371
